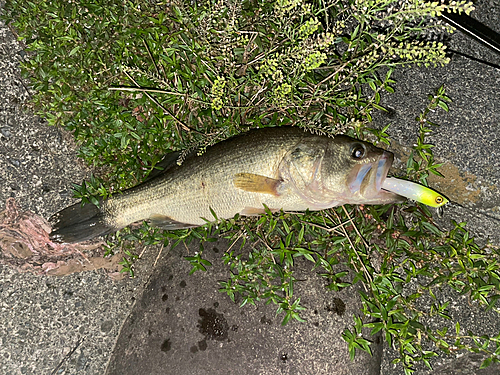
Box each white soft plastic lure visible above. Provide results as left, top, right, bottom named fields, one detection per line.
left=381, top=177, right=448, bottom=208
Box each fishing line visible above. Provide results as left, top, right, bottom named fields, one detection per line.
left=442, top=201, right=500, bottom=225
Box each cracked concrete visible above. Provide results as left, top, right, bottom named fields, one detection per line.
left=0, top=1, right=499, bottom=375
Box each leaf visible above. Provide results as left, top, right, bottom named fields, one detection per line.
left=437, top=101, right=449, bottom=112
left=480, top=357, right=493, bottom=369
left=69, top=45, right=80, bottom=56
left=351, top=24, right=360, bottom=40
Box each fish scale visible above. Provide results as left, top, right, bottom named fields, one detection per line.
left=103, top=129, right=307, bottom=228
left=49, top=127, right=405, bottom=243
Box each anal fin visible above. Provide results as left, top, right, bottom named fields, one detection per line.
left=149, top=214, right=197, bottom=230
left=234, top=173, right=282, bottom=196
left=240, top=207, right=266, bottom=215
left=240, top=206, right=279, bottom=216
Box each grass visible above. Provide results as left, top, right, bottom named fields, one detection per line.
left=5, top=0, right=500, bottom=373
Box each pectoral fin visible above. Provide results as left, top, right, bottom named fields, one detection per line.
left=149, top=214, right=197, bottom=230
left=233, top=173, right=282, bottom=196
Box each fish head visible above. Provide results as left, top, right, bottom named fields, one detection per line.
left=320, top=135, right=404, bottom=206
left=280, top=135, right=405, bottom=210
left=281, top=134, right=404, bottom=209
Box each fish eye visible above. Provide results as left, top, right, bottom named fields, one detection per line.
left=351, top=144, right=366, bottom=160
left=435, top=196, right=444, bottom=204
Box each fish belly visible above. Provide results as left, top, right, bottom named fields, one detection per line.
left=103, top=128, right=310, bottom=228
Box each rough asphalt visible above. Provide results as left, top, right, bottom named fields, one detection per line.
left=1, top=1, right=499, bottom=374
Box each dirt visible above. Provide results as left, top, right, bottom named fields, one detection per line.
left=0, top=197, right=124, bottom=278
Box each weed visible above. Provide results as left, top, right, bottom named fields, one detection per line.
left=5, top=0, right=498, bottom=373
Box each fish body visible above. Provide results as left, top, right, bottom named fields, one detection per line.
left=50, top=127, right=404, bottom=243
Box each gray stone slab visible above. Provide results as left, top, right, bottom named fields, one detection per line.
left=105, top=240, right=382, bottom=375
left=0, top=265, right=141, bottom=374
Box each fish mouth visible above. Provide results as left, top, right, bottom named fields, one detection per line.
left=375, top=152, right=392, bottom=192
left=347, top=151, right=398, bottom=200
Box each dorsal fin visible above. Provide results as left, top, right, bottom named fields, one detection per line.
left=144, top=151, right=182, bottom=181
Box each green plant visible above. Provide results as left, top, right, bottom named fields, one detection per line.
left=3, top=0, right=473, bottom=190
left=216, top=88, right=500, bottom=373
left=406, top=85, right=451, bottom=183
left=71, top=174, right=109, bottom=207
left=6, top=0, right=499, bottom=373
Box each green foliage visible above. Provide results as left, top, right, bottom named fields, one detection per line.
left=118, top=248, right=139, bottom=278
left=2, top=0, right=473, bottom=190
left=6, top=0, right=499, bottom=373
left=102, top=221, right=168, bottom=277
left=71, top=174, right=109, bottom=207
left=343, top=315, right=373, bottom=360
left=3, top=0, right=191, bottom=189
left=407, top=85, right=451, bottom=183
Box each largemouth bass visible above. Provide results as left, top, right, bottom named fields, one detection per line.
left=50, top=127, right=422, bottom=243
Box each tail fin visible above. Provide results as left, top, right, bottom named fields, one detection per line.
left=49, top=202, right=114, bottom=243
